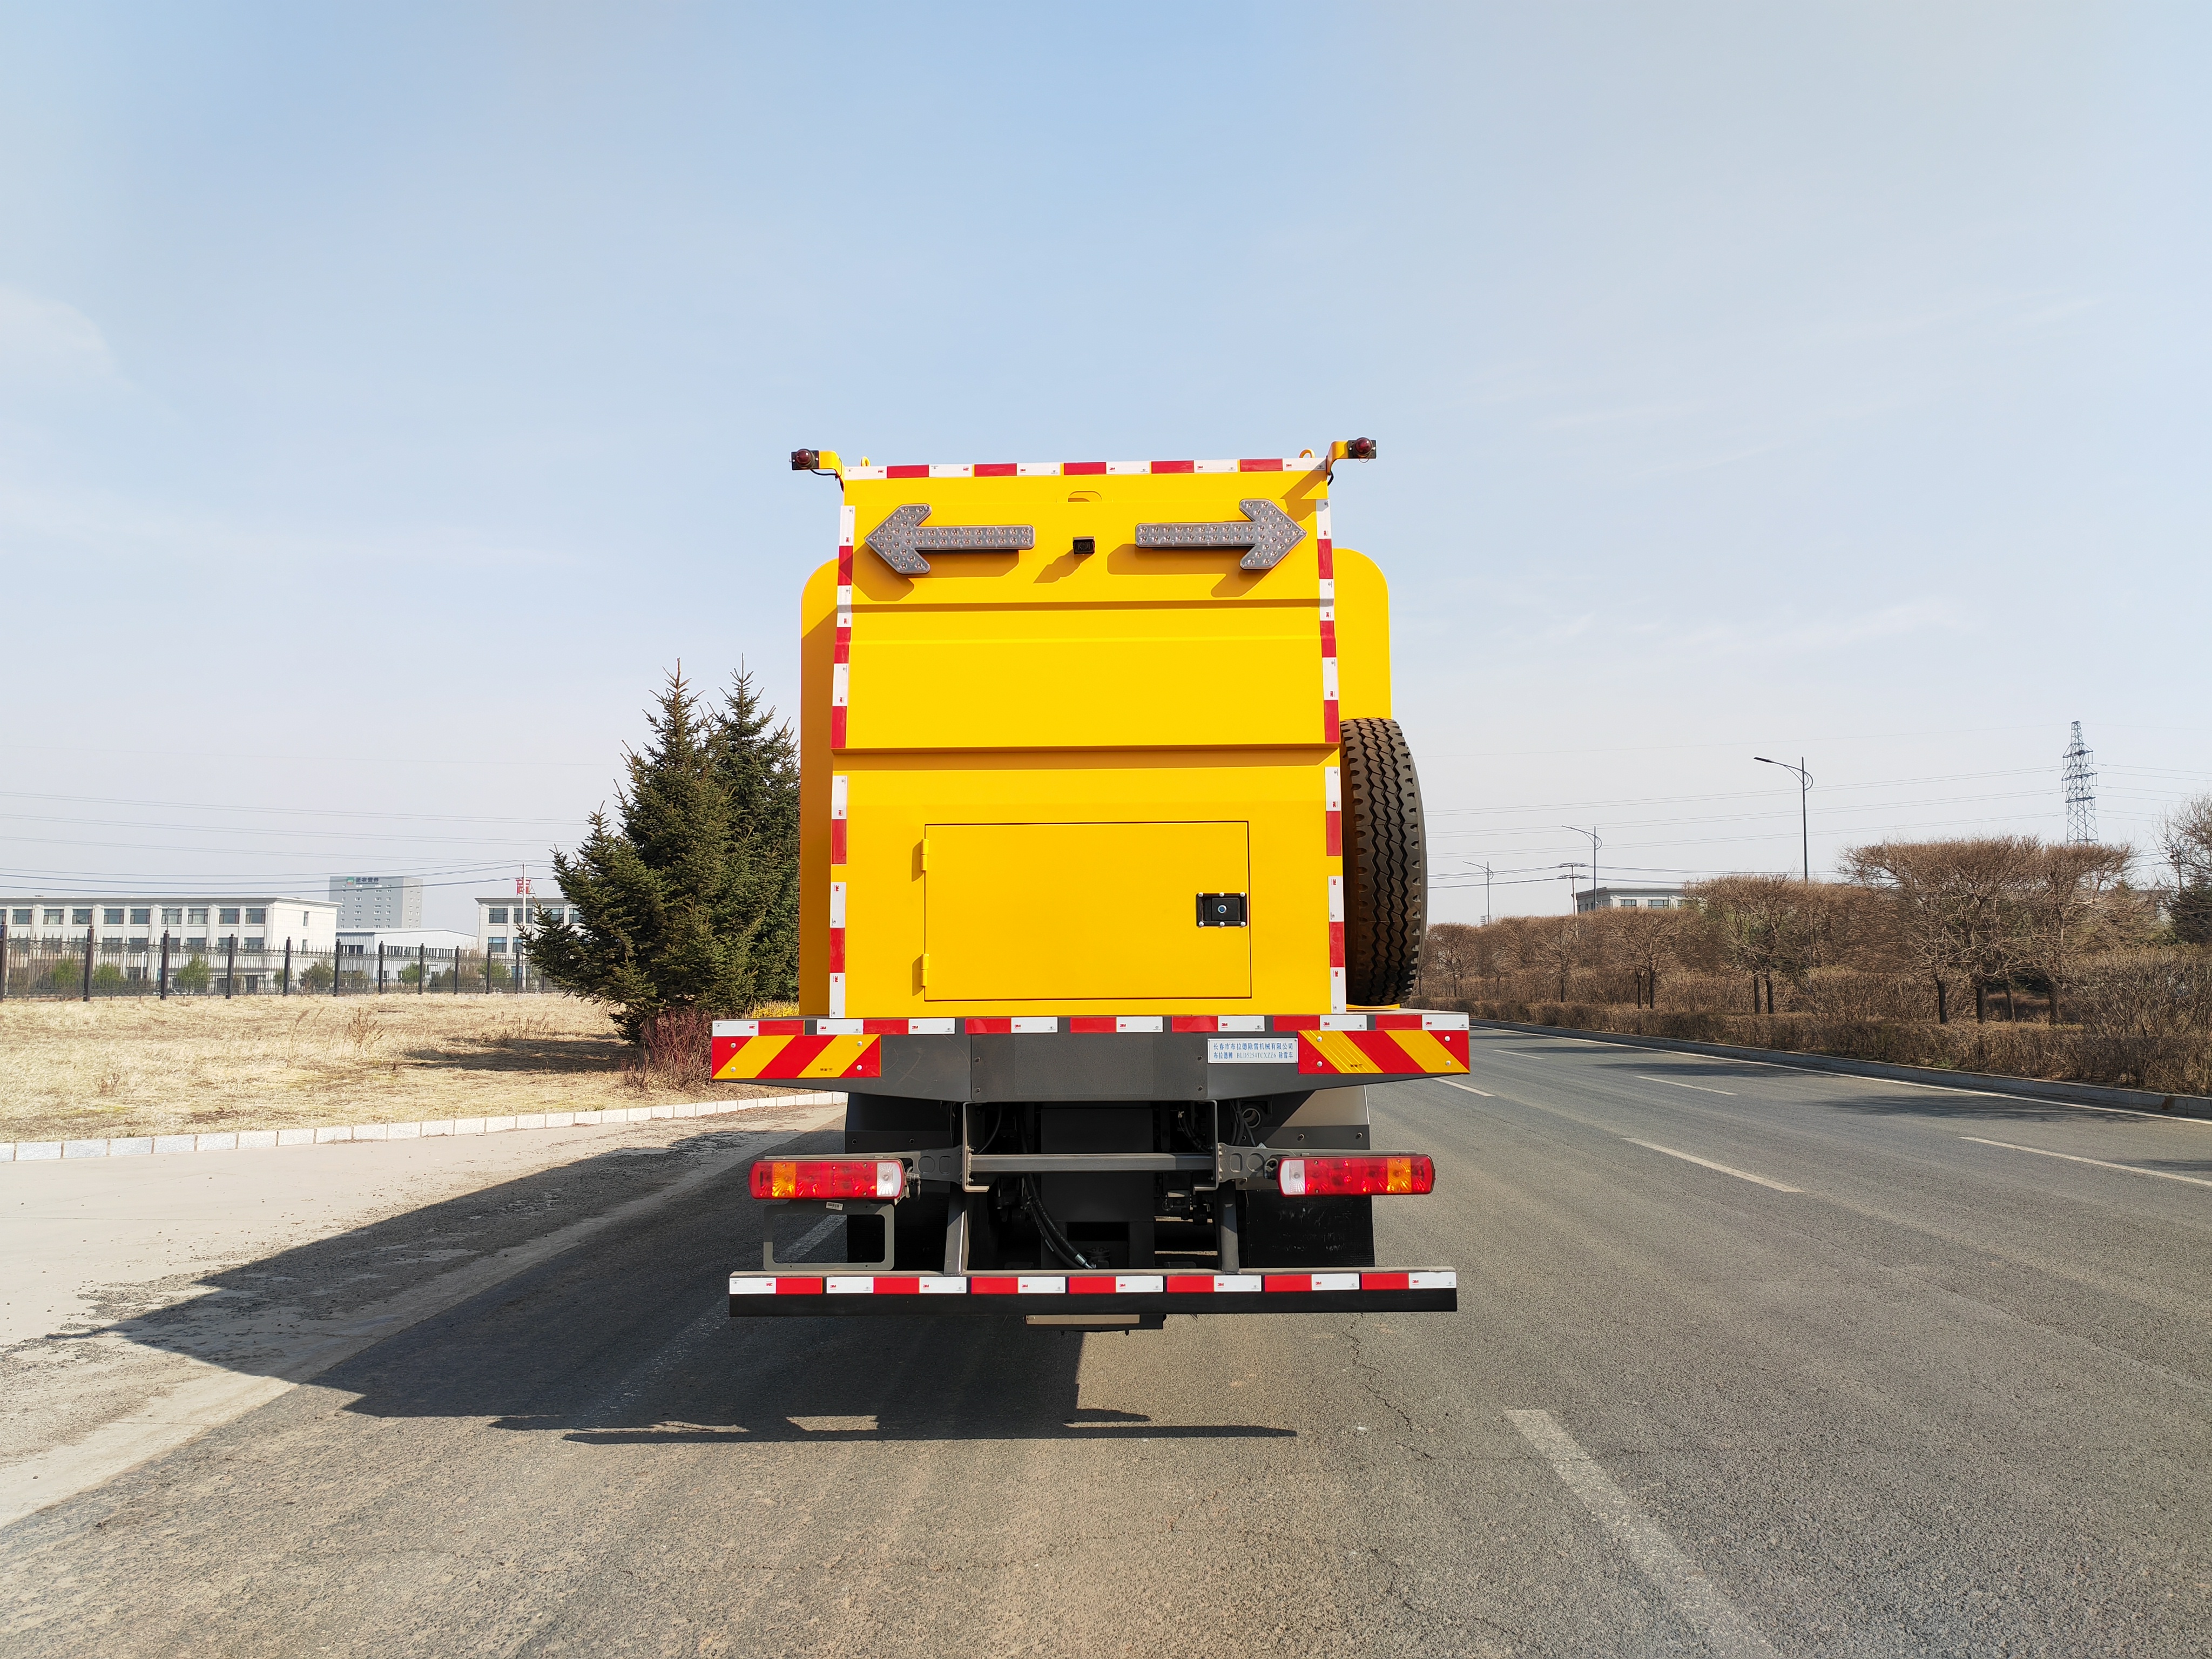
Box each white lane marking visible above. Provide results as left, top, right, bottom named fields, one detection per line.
left=1637, top=1075, right=1737, bottom=1096
left=1438, top=1079, right=1495, bottom=1098
left=1960, top=1136, right=2212, bottom=1189
left=1476, top=1026, right=2210, bottom=1126
left=1625, top=1139, right=1801, bottom=1192
left=783, top=1212, right=846, bottom=1258
left=1507, top=1410, right=1779, bottom=1658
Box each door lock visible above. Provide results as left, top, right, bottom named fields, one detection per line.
left=1196, top=893, right=1249, bottom=927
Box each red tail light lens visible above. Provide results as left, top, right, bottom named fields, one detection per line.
left=749, top=1159, right=906, bottom=1201
left=1277, top=1155, right=1434, bottom=1197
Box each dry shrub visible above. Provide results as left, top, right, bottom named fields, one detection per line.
left=625, top=1006, right=716, bottom=1094
left=345, top=1006, right=386, bottom=1056
left=2069, top=949, right=2212, bottom=1093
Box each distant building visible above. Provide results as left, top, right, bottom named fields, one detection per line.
left=1, top=895, right=338, bottom=991
left=1575, top=884, right=1689, bottom=914
left=331, top=875, right=423, bottom=929
left=475, top=886, right=574, bottom=960
left=3, top=895, right=337, bottom=952
left=336, top=928, right=477, bottom=958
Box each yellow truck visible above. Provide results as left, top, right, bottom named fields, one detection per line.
left=718, top=440, right=1468, bottom=1326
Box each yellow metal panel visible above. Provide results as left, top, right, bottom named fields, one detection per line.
left=923, top=821, right=1251, bottom=1001
left=848, top=601, right=1321, bottom=751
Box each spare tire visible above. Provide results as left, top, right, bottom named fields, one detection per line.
left=1341, top=717, right=1427, bottom=1005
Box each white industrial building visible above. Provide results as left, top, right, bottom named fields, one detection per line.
left=1574, top=884, right=1690, bottom=914
left=3, top=896, right=338, bottom=952
left=475, top=887, right=574, bottom=959
left=331, top=875, right=424, bottom=929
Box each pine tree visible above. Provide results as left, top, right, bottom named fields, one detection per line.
left=529, top=666, right=777, bottom=1043
left=715, top=665, right=801, bottom=1001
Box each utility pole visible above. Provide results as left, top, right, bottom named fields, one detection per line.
left=1481, top=861, right=1493, bottom=926
left=1756, top=756, right=1814, bottom=882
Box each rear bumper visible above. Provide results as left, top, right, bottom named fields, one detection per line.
left=729, top=1267, right=1457, bottom=1317
left=711, top=1014, right=1472, bottom=1101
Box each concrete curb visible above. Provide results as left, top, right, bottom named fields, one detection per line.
left=0, top=1091, right=846, bottom=1165
left=1468, top=1019, right=2212, bottom=1123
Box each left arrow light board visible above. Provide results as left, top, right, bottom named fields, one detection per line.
left=866, top=505, right=1036, bottom=575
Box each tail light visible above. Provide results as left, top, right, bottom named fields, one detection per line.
left=1277, top=1155, right=1433, bottom=1197
left=750, top=1159, right=906, bottom=1200
left=790, top=448, right=821, bottom=471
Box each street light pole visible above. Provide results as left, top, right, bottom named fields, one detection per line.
left=1562, top=826, right=1601, bottom=911
left=1755, top=756, right=1815, bottom=882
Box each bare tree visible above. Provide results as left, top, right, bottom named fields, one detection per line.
left=1604, top=908, right=1694, bottom=1008
left=2160, top=795, right=2212, bottom=944
left=2014, top=842, right=2132, bottom=1024
left=1417, top=923, right=1483, bottom=1005
left=1845, top=838, right=2039, bottom=1022
left=1688, top=875, right=1838, bottom=1013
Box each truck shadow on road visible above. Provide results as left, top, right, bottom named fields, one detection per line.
left=79, top=1124, right=1297, bottom=1446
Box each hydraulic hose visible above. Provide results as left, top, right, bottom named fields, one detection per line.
left=1020, top=1176, right=1101, bottom=1271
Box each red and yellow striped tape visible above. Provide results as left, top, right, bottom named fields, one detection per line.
left=712, top=1033, right=881, bottom=1081
left=1297, top=1028, right=1469, bottom=1077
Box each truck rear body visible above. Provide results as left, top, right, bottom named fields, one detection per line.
left=721, top=443, right=1461, bottom=1318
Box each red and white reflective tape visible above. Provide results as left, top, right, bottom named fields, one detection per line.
left=1316, top=502, right=1339, bottom=744
left=828, top=774, right=848, bottom=866
left=1323, top=763, right=1342, bottom=858
left=841, top=456, right=1325, bottom=482
left=730, top=1270, right=1459, bottom=1296
left=1326, top=875, right=1347, bottom=1013
left=827, top=880, right=846, bottom=1017
left=832, top=504, right=855, bottom=751
left=1067, top=1015, right=1166, bottom=1033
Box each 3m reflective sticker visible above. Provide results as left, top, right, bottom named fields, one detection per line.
left=918, top=1276, right=968, bottom=1294
left=1016, top=1276, right=1067, bottom=1294
left=1010, top=1017, right=1059, bottom=1034
left=1116, top=1016, right=1164, bottom=1033
left=1116, top=1275, right=1165, bottom=1294
left=714, top=1020, right=759, bottom=1038
left=826, top=1277, right=876, bottom=1294
left=1320, top=1014, right=1369, bottom=1030
left=1212, top=1276, right=1262, bottom=1293
left=1422, top=1012, right=1471, bottom=1031
left=813, top=1019, right=862, bottom=1035
left=906, top=1017, right=956, bottom=1034
left=730, top=1276, right=777, bottom=1296
left=1217, top=1014, right=1268, bottom=1032
left=1410, top=1271, right=1458, bottom=1290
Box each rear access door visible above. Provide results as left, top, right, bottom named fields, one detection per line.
left=923, top=820, right=1250, bottom=1001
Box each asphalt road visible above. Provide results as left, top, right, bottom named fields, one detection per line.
left=4, top=1029, right=2209, bottom=1656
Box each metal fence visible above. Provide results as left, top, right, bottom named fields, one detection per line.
left=0, top=928, right=563, bottom=999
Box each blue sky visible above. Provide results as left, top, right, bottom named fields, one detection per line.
left=2, top=3, right=2206, bottom=928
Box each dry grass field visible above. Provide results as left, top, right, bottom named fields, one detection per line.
left=0, top=994, right=792, bottom=1143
